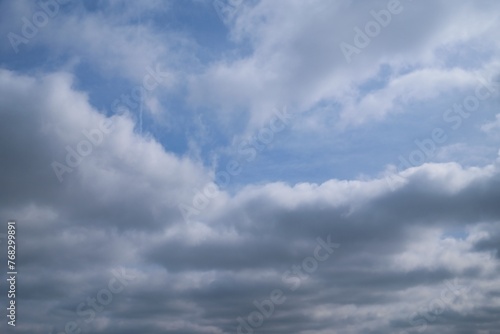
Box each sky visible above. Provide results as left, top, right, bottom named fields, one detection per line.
left=0, top=0, right=500, bottom=333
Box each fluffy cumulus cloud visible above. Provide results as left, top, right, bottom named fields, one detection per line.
left=0, top=1, right=500, bottom=334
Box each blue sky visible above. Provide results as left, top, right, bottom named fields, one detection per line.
left=1, top=1, right=500, bottom=333
left=2, top=0, right=499, bottom=186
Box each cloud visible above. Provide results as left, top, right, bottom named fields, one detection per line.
left=481, top=113, right=500, bottom=135
left=1, top=1, right=500, bottom=333
left=0, top=68, right=210, bottom=231
left=2, top=68, right=500, bottom=333
left=189, top=0, right=500, bottom=131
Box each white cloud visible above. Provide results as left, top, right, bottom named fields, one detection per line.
left=2, top=1, right=500, bottom=333
left=481, top=113, right=500, bottom=135
left=189, top=0, right=500, bottom=132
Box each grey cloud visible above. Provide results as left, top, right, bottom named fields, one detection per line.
left=1, top=2, right=500, bottom=331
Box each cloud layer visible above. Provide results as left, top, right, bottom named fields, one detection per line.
left=1, top=1, right=500, bottom=334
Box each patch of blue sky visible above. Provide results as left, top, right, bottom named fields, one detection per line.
left=357, top=63, right=393, bottom=94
